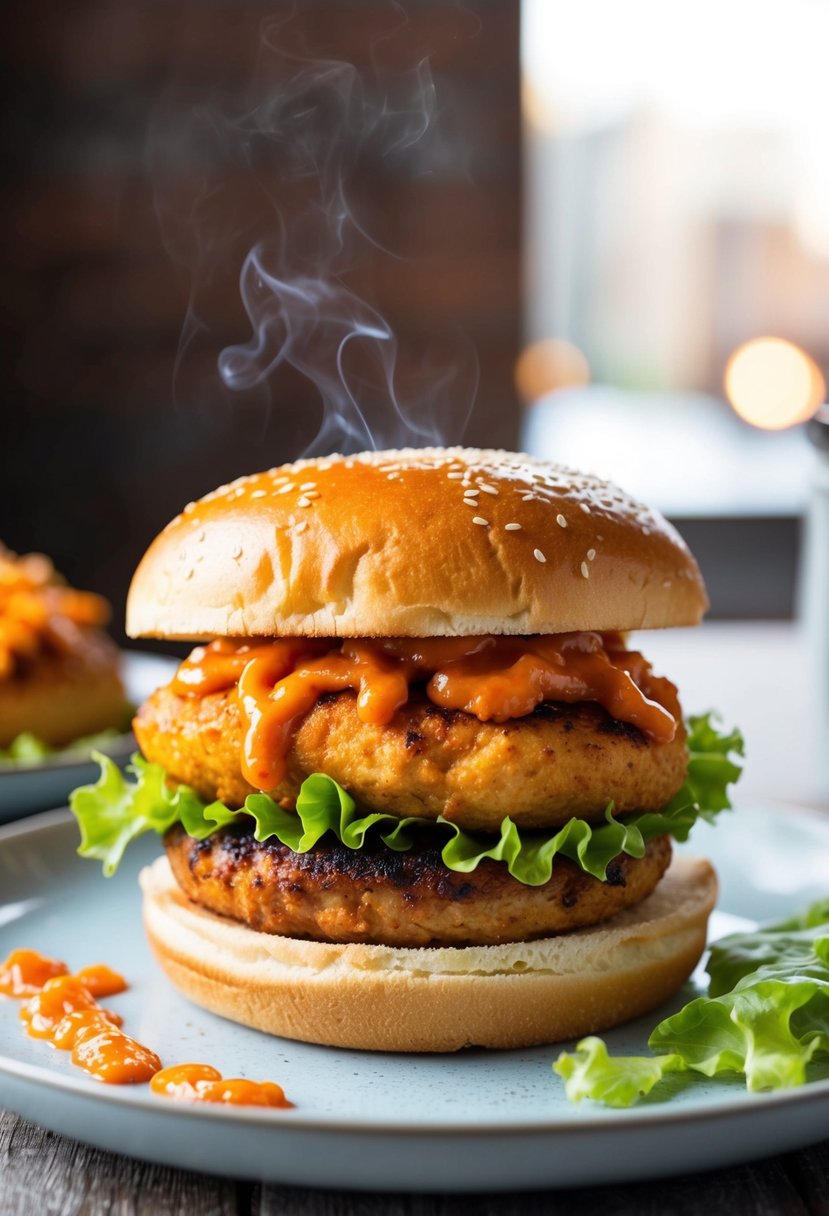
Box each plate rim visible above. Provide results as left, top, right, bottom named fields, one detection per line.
left=1, top=804, right=829, bottom=1138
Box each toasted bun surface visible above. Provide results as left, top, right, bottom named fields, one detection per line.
left=141, top=854, right=716, bottom=1052
left=126, top=448, right=707, bottom=639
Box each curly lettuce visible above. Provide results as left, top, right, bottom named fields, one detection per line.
left=0, top=727, right=129, bottom=767
left=555, top=899, right=829, bottom=1105
left=69, top=713, right=742, bottom=883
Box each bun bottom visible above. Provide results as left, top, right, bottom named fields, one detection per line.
left=140, top=855, right=717, bottom=1052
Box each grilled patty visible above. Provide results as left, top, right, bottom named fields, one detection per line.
left=135, top=687, right=687, bottom=832
left=164, top=822, right=673, bottom=947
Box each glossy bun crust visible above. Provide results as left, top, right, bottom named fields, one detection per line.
left=141, top=854, right=716, bottom=1052
left=126, top=448, right=707, bottom=640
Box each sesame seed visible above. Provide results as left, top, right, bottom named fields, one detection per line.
left=504, top=522, right=522, bottom=531
left=183, top=568, right=194, bottom=580
left=522, top=493, right=536, bottom=502
left=587, top=548, right=596, bottom=561
left=472, top=516, right=489, bottom=526
left=231, top=545, right=242, bottom=560
left=300, top=482, right=317, bottom=490
left=464, top=494, right=479, bottom=504
left=251, top=490, right=267, bottom=499
left=579, top=502, right=591, bottom=515
left=533, top=548, right=546, bottom=563
left=556, top=514, right=568, bottom=528
left=581, top=562, right=590, bottom=578
left=295, top=520, right=308, bottom=534
left=278, top=484, right=295, bottom=495
left=297, top=496, right=312, bottom=507
left=304, top=490, right=320, bottom=499
left=447, top=472, right=464, bottom=480
left=478, top=483, right=498, bottom=495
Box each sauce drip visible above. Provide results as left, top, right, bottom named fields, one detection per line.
left=1, top=949, right=293, bottom=1104
left=17, top=973, right=160, bottom=1084
left=0, top=949, right=69, bottom=996
left=172, top=632, right=679, bottom=791
left=150, top=1064, right=294, bottom=1108
left=20, top=975, right=122, bottom=1038
left=0, top=546, right=110, bottom=680
left=73, top=964, right=128, bottom=999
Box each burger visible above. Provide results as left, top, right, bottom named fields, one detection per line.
left=71, top=448, right=742, bottom=1052
left=0, top=545, right=128, bottom=758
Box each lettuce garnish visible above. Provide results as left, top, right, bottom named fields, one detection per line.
left=69, top=713, right=741, bottom=883
left=555, top=900, right=829, bottom=1105
left=0, top=727, right=129, bottom=767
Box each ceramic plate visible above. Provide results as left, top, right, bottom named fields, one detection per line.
left=0, top=652, right=176, bottom=821
left=1, top=802, right=828, bottom=1193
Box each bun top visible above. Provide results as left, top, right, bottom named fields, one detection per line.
left=126, top=448, right=707, bottom=639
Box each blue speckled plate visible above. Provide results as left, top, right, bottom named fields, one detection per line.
left=1, top=802, right=828, bottom=1192
left=0, top=652, right=176, bottom=821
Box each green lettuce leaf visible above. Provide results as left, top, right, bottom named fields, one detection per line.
left=69, top=712, right=742, bottom=883
left=0, top=726, right=130, bottom=767
left=554, top=899, right=829, bottom=1106
left=555, top=1037, right=685, bottom=1106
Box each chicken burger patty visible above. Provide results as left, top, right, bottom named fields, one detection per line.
left=164, top=821, right=673, bottom=947
left=135, top=687, right=687, bottom=832
left=0, top=632, right=126, bottom=749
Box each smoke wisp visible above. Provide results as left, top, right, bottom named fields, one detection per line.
left=150, top=1, right=480, bottom=456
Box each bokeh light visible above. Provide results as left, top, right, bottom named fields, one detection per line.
left=724, top=337, right=825, bottom=431
left=515, top=339, right=590, bottom=405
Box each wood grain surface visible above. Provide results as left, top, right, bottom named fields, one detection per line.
left=1, top=1110, right=826, bottom=1215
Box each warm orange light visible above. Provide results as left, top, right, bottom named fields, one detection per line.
left=515, top=339, right=590, bottom=405
left=724, top=338, right=825, bottom=431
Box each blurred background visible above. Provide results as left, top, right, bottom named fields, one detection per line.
left=1, top=1, right=827, bottom=797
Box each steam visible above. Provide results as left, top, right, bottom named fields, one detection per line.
left=151, top=2, right=479, bottom=456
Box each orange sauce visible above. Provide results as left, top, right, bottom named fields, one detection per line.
left=0, top=948, right=69, bottom=996
left=150, top=1063, right=294, bottom=1108
left=20, top=975, right=123, bottom=1038
left=73, top=964, right=128, bottom=999
left=0, top=547, right=110, bottom=680
left=1, top=949, right=293, bottom=1103
left=172, top=631, right=679, bottom=790
left=71, top=1025, right=162, bottom=1085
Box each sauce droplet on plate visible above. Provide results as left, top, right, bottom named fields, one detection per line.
left=150, top=1063, right=294, bottom=1108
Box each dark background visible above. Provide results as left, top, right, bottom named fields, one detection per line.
left=0, top=1, right=522, bottom=643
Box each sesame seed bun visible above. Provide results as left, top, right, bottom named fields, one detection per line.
left=125, top=448, right=707, bottom=640
left=140, top=853, right=717, bottom=1052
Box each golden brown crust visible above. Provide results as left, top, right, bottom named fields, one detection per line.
left=134, top=687, right=688, bottom=831
left=140, top=854, right=717, bottom=1051
left=126, top=448, right=707, bottom=640
left=0, top=632, right=126, bottom=748
left=164, top=823, right=673, bottom=947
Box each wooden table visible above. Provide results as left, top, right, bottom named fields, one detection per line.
left=2, top=623, right=828, bottom=1213
left=1, top=1111, right=827, bottom=1214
